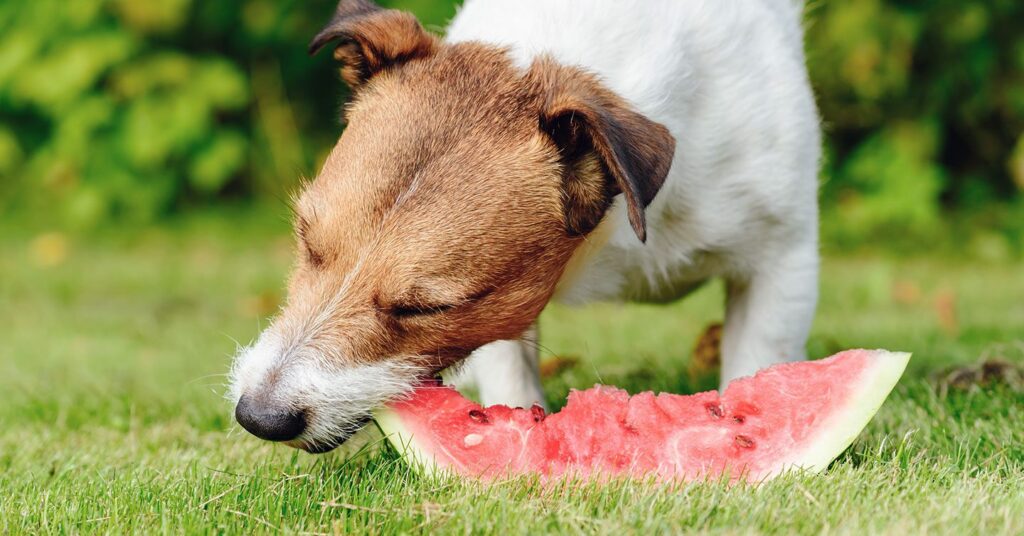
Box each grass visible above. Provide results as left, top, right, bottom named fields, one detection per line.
left=2, top=209, right=1023, bottom=534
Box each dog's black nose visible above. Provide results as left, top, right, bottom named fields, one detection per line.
left=234, top=395, right=306, bottom=442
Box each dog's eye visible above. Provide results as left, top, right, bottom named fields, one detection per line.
left=390, top=302, right=457, bottom=319
left=295, top=215, right=325, bottom=268
left=387, top=287, right=494, bottom=319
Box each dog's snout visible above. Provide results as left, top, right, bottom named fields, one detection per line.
left=234, top=395, right=307, bottom=442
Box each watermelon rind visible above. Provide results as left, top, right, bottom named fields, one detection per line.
left=764, top=350, right=910, bottom=478
left=373, top=407, right=447, bottom=479
left=374, top=349, right=911, bottom=483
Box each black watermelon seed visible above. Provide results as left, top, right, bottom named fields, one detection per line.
left=735, top=435, right=755, bottom=448
left=468, top=409, right=489, bottom=424
left=530, top=404, right=546, bottom=423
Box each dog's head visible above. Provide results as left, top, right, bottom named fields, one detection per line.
left=229, top=0, right=675, bottom=452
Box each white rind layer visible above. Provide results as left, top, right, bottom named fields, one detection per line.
left=374, top=350, right=911, bottom=483
left=759, top=350, right=911, bottom=479
left=373, top=407, right=446, bottom=478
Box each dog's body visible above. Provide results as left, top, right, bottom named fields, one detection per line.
left=229, top=0, right=820, bottom=453
left=449, top=0, right=820, bottom=407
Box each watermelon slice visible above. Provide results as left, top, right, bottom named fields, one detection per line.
left=375, top=349, right=909, bottom=483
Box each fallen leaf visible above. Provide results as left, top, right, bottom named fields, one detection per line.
left=539, top=355, right=579, bottom=378
left=29, top=232, right=68, bottom=267
left=935, top=358, right=1024, bottom=394
left=688, top=322, right=723, bottom=382
left=891, top=279, right=921, bottom=305
left=933, top=289, right=958, bottom=335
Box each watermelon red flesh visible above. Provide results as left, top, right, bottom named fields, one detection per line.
left=374, top=349, right=910, bottom=483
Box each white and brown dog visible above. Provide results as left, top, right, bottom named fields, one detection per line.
left=229, top=0, right=820, bottom=453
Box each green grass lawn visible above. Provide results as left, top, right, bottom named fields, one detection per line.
left=2, top=211, right=1023, bottom=534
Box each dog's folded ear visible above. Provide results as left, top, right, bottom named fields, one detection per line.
left=529, top=58, right=676, bottom=243
left=309, top=0, right=437, bottom=88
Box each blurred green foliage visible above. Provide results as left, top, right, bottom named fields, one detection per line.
left=0, top=0, right=454, bottom=226
left=1, top=0, right=1022, bottom=249
left=807, top=0, right=1024, bottom=249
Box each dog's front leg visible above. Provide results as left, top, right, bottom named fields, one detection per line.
left=720, top=240, right=819, bottom=389
left=447, top=324, right=546, bottom=410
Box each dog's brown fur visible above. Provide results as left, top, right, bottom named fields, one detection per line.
left=277, top=0, right=675, bottom=374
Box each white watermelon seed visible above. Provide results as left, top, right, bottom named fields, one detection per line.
left=463, top=433, right=484, bottom=447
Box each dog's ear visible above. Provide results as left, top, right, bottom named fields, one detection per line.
left=309, top=0, right=437, bottom=88
left=529, top=58, right=676, bottom=243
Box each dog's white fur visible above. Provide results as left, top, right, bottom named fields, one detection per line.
left=448, top=0, right=820, bottom=406
left=229, top=331, right=424, bottom=450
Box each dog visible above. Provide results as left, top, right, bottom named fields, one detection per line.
left=229, top=0, right=820, bottom=453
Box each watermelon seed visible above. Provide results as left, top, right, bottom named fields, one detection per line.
left=530, top=404, right=546, bottom=423
left=468, top=410, right=489, bottom=424
left=463, top=433, right=483, bottom=447
left=733, top=416, right=745, bottom=424
left=706, top=404, right=724, bottom=418
left=735, top=435, right=755, bottom=449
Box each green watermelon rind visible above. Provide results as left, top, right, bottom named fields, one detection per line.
left=374, top=349, right=911, bottom=483
left=373, top=407, right=450, bottom=479
left=762, top=350, right=910, bottom=478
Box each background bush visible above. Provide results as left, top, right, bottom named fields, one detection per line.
left=807, top=0, right=1024, bottom=250
left=0, top=0, right=455, bottom=226
left=1, top=0, right=1022, bottom=249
